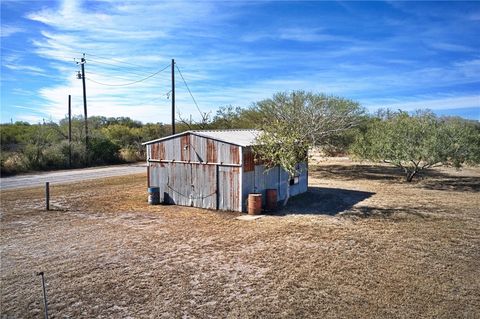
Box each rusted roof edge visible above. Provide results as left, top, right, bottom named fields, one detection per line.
left=142, top=130, right=257, bottom=147
left=141, top=131, right=190, bottom=145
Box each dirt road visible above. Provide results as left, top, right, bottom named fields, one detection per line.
left=0, top=163, right=146, bottom=190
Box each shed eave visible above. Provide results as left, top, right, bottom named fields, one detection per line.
left=142, top=130, right=259, bottom=147
left=141, top=131, right=191, bottom=146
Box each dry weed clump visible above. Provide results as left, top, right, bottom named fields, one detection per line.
left=1, top=159, right=479, bottom=318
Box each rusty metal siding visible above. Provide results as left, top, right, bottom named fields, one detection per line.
left=207, top=139, right=217, bottom=163
left=191, top=164, right=217, bottom=209
left=241, top=162, right=308, bottom=211
left=153, top=162, right=236, bottom=211
left=148, top=162, right=161, bottom=188
left=161, top=163, right=217, bottom=209
left=149, top=143, right=165, bottom=160
left=188, top=134, right=206, bottom=162
left=161, top=137, right=183, bottom=161
left=218, top=166, right=241, bottom=211
left=149, top=134, right=241, bottom=165
left=146, top=133, right=242, bottom=211
left=146, top=133, right=305, bottom=212
left=243, top=147, right=254, bottom=172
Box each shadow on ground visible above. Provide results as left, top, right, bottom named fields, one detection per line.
left=312, top=164, right=480, bottom=192
left=339, top=206, right=432, bottom=220
left=275, top=186, right=375, bottom=216
left=420, top=176, right=480, bottom=192
left=312, top=164, right=406, bottom=182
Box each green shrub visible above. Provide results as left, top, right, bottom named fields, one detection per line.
left=88, top=137, right=121, bottom=165
left=1, top=152, right=29, bottom=176
left=119, top=147, right=142, bottom=162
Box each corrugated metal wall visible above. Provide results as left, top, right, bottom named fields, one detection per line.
left=149, top=133, right=240, bottom=164
left=147, top=133, right=308, bottom=212
left=147, top=133, right=242, bottom=212
left=242, top=162, right=308, bottom=210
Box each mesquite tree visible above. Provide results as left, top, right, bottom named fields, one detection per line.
left=351, top=110, right=480, bottom=182
left=254, top=91, right=364, bottom=205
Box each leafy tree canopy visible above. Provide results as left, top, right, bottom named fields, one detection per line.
left=253, top=91, right=365, bottom=204
left=351, top=110, right=480, bottom=182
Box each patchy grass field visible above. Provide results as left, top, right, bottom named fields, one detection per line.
left=1, top=158, right=479, bottom=318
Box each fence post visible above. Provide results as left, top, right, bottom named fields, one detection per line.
left=45, top=182, right=50, bottom=211
left=37, top=271, right=49, bottom=319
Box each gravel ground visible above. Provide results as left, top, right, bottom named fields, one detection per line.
left=1, top=158, right=479, bottom=318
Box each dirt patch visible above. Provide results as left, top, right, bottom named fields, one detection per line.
left=1, top=160, right=479, bottom=318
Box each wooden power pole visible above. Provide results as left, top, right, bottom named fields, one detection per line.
left=77, top=54, right=89, bottom=165
left=171, top=58, right=175, bottom=135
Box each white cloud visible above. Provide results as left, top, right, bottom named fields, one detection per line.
left=9, top=0, right=478, bottom=124
left=2, top=53, right=47, bottom=75
left=4, top=64, right=46, bottom=74
left=0, top=25, right=24, bottom=37
left=430, top=42, right=475, bottom=53
left=242, top=27, right=351, bottom=43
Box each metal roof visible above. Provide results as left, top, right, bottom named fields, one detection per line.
left=142, top=129, right=261, bottom=147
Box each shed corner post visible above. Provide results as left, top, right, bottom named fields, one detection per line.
left=146, top=144, right=151, bottom=188
left=215, top=164, right=220, bottom=210
left=239, top=146, right=243, bottom=212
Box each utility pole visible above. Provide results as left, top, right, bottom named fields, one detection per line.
left=171, top=58, right=175, bottom=135
left=77, top=54, right=89, bottom=165
left=68, top=95, right=72, bottom=168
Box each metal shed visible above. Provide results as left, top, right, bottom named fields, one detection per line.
left=142, top=129, right=308, bottom=212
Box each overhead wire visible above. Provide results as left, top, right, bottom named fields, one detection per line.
left=5, top=46, right=205, bottom=121
left=86, top=63, right=170, bottom=87
left=86, top=58, right=157, bottom=77
left=85, top=68, right=169, bottom=82
left=175, top=64, right=204, bottom=117
left=85, top=52, right=154, bottom=70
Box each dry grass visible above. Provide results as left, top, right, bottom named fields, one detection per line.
left=1, top=158, right=479, bottom=318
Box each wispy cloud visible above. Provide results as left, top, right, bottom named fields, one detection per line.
left=2, top=53, right=47, bottom=75
left=429, top=42, right=476, bottom=53
left=4, top=64, right=46, bottom=74
left=242, top=27, right=351, bottom=43
left=2, top=0, right=479, bottom=123
left=0, top=25, right=24, bottom=37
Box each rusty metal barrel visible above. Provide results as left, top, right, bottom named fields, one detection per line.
left=248, top=193, right=262, bottom=215
left=148, top=187, right=160, bottom=205
left=266, top=189, right=277, bottom=211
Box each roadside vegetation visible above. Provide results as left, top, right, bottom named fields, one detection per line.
left=2, top=91, right=479, bottom=177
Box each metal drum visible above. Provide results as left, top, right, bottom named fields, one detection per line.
left=248, top=193, right=262, bottom=215
left=148, top=187, right=160, bottom=205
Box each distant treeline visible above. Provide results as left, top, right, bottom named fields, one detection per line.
left=1, top=103, right=479, bottom=176
left=0, top=107, right=260, bottom=176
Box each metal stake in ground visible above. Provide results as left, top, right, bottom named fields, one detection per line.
left=37, top=271, right=49, bottom=319
left=45, top=182, right=50, bottom=211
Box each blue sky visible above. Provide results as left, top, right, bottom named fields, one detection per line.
left=1, top=0, right=479, bottom=124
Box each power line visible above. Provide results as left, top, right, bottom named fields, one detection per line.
left=85, top=52, right=154, bottom=70
left=86, top=58, right=156, bottom=77
left=87, top=70, right=166, bottom=82
left=86, top=63, right=170, bottom=87
left=175, top=64, right=203, bottom=117
left=86, top=88, right=170, bottom=108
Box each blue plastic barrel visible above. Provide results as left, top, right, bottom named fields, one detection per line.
left=148, top=187, right=160, bottom=205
